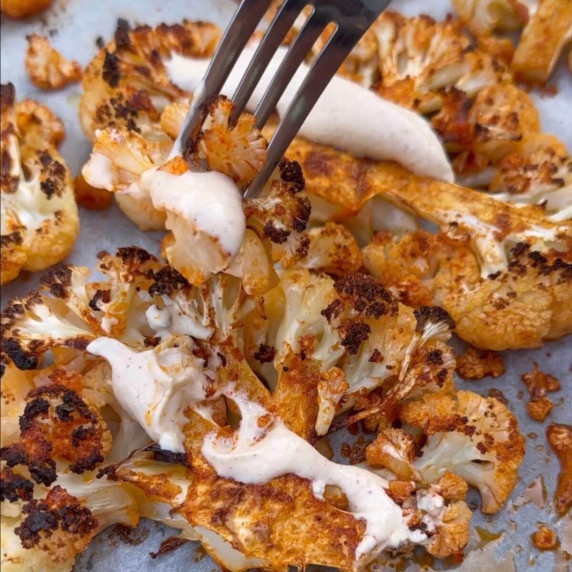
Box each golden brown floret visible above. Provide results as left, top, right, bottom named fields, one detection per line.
left=1, top=85, right=79, bottom=285
left=73, top=174, right=113, bottom=210
left=1, top=382, right=111, bottom=481
left=425, top=499, right=472, bottom=559
left=15, top=485, right=98, bottom=559
left=365, top=428, right=418, bottom=480
left=400, top=391, right=525, bottom=514
left=79, top=19, right=220, bottom=138
left=296, top=222, right=362, bottom=277
left=456, top=347, right=505, bottom=380
left=433, top=84, right=540, bottom=177
left=194, top=96, right=267, bottom=189
left=25, top=35, right=82, bottom=90
left=511, top=0, right=572, bottom=84
left=489, top=133, right=572, bottom=220
left=371, top=12, right=508, bottom=114
left=0, top=0, right=53, bottom=18
left=285, top=137, right=572, bottom=350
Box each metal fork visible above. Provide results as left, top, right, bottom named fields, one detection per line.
left=171, top=0, right=391, bottom=198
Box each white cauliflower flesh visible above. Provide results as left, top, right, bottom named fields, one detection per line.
left=0, top=84, right=79, bottom=284
left=451, top=0, right=532, bottom=36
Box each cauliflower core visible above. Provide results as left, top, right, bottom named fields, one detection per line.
left=0, top=84, right=79, bottom=285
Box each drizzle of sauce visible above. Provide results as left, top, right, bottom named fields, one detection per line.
left=201, top=390, right=436, bottom=562
left=164, top=46, right=454, bottom=183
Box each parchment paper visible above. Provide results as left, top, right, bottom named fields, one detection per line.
left=1, top=1, right=571, bottom=570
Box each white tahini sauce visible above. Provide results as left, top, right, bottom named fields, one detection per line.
left=165, top=47, right=454, bottom=182
left=87, top=337, right=214, bottom=453
left=202, top=391, right=431, bottom=563
left=141, top=168, right=245, bottom=261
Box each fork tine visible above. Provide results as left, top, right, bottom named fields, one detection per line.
left=230, top=0, right=309, bottom=124
left=171, top=0, right=272, bottom=156
left=245, top=27, right=363, bottom=199
left=253, top=9, right=329, bottom=129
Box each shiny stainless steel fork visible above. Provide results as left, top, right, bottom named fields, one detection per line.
left=172, top=0, right=391, bottom=198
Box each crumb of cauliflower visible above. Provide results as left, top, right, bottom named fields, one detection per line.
left=456, top=347, right=505, bottom=380
left=546, top=423, right=572, bottom=517
left=521, top=362, right=560, bottom=422
left=25, top=35, right=82, bottom=90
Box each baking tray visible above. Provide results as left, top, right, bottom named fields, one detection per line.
left=1, top=1, right=571, bottom=570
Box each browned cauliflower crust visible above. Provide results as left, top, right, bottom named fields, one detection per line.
left=511, top=0, right=572, bottom=84
left=0, top=0, right=52, bottom=18
left=285, top=137, right=572, bottom=350
left=400, top=391, right=525, bottom=514
left=432, top=84, right=541, bottom=184
left=456, top=347, right=505, bottom=380
left=15, top=486, right=98, bottom=557
left=0, top=247, right=480, bottom=570
left=25, top=35, right=82, bottom=90
left=371, top=12, right=509, bottom=114
left=489, top=133, right=572, bottom=219
left=79, top=18, right=220, bottom=138
left=1, top=84, right=79, bottom=285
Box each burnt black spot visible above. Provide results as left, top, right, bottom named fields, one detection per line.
left=321, top=299, right=343, bottom=323
left=114, top=18, right=131, bottom=50
left=340, top=321, right=371, bottom=355
left=20, top=398, right=50, bottom=432
left=334, top=273, right=398, bottom=318
left=148, top=265, right=189, bottom=297
left=263, top=222, right=290, bottom=244
left=253, top=344, right=275, bottom=364
left=413, top=306, right=455, bottom=333
left=0, top=467, right=34, bottom=502
left=102, top=51, right=120, bottom=87
left=278, top=159, right=305, bottom=192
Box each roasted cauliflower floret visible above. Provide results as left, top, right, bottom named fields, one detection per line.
left=194, top=96, right=267, bottom=189
left=432, top=84, right=540, bottom=178
left=371, top=12, right=508, bottom=113
left=451, top=0, right=531, bottom=36
left=0, top=383, right=112, bottom=482
left=363, top=228, right=572, bottom=350
left=0, top=0, right=53, bottom=18
left=424, top=496, right=472, bottom=558
left=25, top=35, right=82, bottom=90
left=295, top=222, right=362, bottom=277
left=489, top=133, right=572, bottom=220
left=400, top=391, right=525, bottom=514
left=365, top=428, right=418, bottom=480
left=245, top=269, right=455, bottom=433
left=0, top=84, right=79, bottom=284
left=286, top=136, right=572, bottom=350
left=511, top=0, right=572, bottom=84
left=79, top=19, right=220, bottom=138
